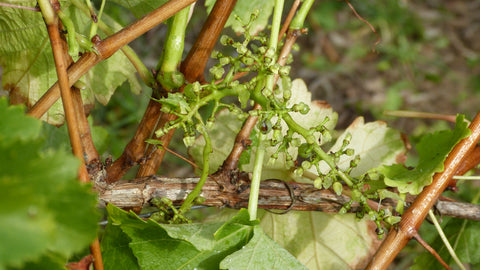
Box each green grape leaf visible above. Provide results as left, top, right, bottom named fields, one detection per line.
left=157, top=92, right=191, bottom=115
left=104, top=206, right=302, bottom=269
left=0, top=2, right=141, bottom=125
left=205, top=0, right=275, bottom=35
left=412, top=218, right=480, bottom=269
left=315, top=117, right=406, bottom=177
left=108, top=0, right=169, bottom=18
left=380, top=114, right=470, bottom=195
left=0, top=99, right=99, bottom=269
left=101, top=205, right=141, bottom=270
left=9, top=252, right=66, bottom=270
left=260, top=212, right=382, bottom=270
left=0, top=98, right=42, bottom=144
left=220, top=226, right=307, bottom=270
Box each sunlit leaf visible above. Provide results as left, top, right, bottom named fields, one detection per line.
left=260, top=212, right=382, bottom=269
left=0, top=1, right=141, bottom=125
left=316, top=117, right=406, bottom=177
left=220, top=226, right=307, bottom=270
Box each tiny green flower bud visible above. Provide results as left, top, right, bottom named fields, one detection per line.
left=219, top=57, right=230, bottom=66
left=351, top=189, right=363, bottom=202
left=384, top=216, right=401, bottom=225
left=241, top=56, right=254, bottom=66
left=183, top=135, right=195, bottom=147
left=301, top=160, right=312, bottom=170
left=279, top=66, right=291, bottom=77
left=321, top=130, right=332, bottom=143
left=283, top=89, right=292, bottom=101
left=306, top=134, right=316, bottom=145
left=291, top=138, right=301, bottom=147
left=344, top=148, right=355, bottom=156
left=220, top=35, right=232, bottom=46
left=298, top=143, right=312, bottom=158
left=294, top=167, right=304, bottom=177
left=333, top=182, right=343, bottom=196
left=339, top=207, right=348, bottom=214
left=314, top=177, right=323, bottom=189
left=236, top=44, right=248, bottom=55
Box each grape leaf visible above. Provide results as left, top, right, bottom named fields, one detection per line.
left=220, top=226, right=307, bottom=270
left=260, top=212, right=382, bottom=270
left=101, top=205, right=141, bottom=270
left=412, top=218, right=480, bottom=269
left=0, top=99, right=99, bottom=269
left=0, top=1, right=141, bottom=125
left=108, top=0, right=169, bottom=18
left=205, top=0, right=275, bottom=35
left=380, top=114, right=470, bottom=195
left=315, top=117, right=406, bottom=177
left=103, top=206, right=304, bottom=269
left=0, top=98, right=42, bottom=144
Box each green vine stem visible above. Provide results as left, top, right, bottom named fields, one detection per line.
left=264, top=0, right=284, bottom=94
left=157, top=5, right=191, bottom=74
left=178, top=122, right=212, bottom=215
left=248, top=132, right=266, bottom=220
left=428, top=210, right=466, bottom=270
left=136, top=5, right=191, bottom=178
left=289, top=0, right=314, bottom=30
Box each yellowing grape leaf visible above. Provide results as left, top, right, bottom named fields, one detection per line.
left=315, top=117, right=406, bottom=177
left=260, top=212, right=382, bottom=270
left=0, top=2, right=141, bottom=125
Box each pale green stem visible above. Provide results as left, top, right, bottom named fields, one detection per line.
left=428, top=210, right=466, bottom=270
left=248, top=132, right=267, bottom=220
left=89, top=0, right=106, bottom=38
left=452, top=175, right=480, bottom=180
left=290, top=0, right=314, bottom=29
left=57, top=10, right=79, bottom=57
left=37, top=0, right=55, bottom=24
left=264, top=0, right=284, bottom=94
left=179, top=121, right=211, bottom=214
left=157, top=5, right=191, bottom=72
